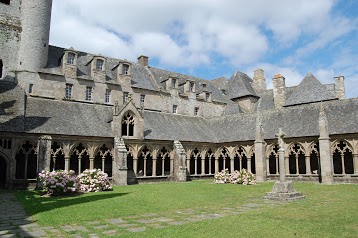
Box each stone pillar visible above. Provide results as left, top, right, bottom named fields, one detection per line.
left=64, top=156, right=70, bottom=172
left=143, top=158, right=147, bottom=177
left=170, top=157, right=174, bottom=176
left=194, top=158, right=198, bottom=175
left=201, top=158, right=205, bottom=175
left=133, top=157, right=138, bottom=176
left=341, top=155, right=345, bottom=175
left=318, top=106, right=333, bottom=184
left=113, top=137, right=128, bottom=185
left=305, top=156, right=311, bottom=175
left=215, top=156, right=219, bottom=174
left=354, top=154, right=358, bottom=175
left=285, top=156, right=289, bottom=175
left=78, top=158, right=81, bottom=174
left=275, top=155, right=279, bottom=174
left=102, top=158, right=105, bottom=172
left=171, top=141, right=187, bottom=182
left=152, top=158, right=157, bottom=176
left=209, top=158, right=212, bottom=174
left=279, top=148, right=286, bottom=182
left=36, top=135, right=52, bottom=189
left=37, top=135, right=52, bottom=173
left=89, top=157, right=94, bottom=170
left=186, top=157, right=190, bottom=174
left=230, top=157, right=235, bottom=173
left=247, top=158, right=252, bottom=173
left=266, top=157, right=270, bottom=175
left=254, top=142, right=266, bottom=182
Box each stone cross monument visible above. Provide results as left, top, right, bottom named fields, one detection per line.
left=263, top=128, right=305, bottom=201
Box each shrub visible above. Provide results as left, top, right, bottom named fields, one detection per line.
left=38, top=170, right=79, bottom=196
left=78, top=169, right=112, bottom=192
left=215, top=168, right=256, bottom=185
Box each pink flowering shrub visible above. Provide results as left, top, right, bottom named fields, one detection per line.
left=215, top=168, right=256, bottom=185
left=78, top=169, right=112, bottom=192
left=38, top=170, right=79, bottom=196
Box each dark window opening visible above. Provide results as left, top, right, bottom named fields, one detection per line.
left=0, top=60, right=3, bottom=78
left=122, top=112, right=135, bottom=136
left=0, top=0, right=10, bottom=5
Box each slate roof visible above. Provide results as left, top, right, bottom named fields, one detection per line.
left=284, top=73, right=337, bottom=106
left=227, top=71, right=258, bottom=99
left=25, top=97, right=113, bottom=137
left=210, top=99, right=358, bottom=143
left=0, top=81, right=25, bottom=132
left=143, top=111, right=217, bottom=142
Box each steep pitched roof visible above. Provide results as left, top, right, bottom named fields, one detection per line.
left=284, top=73, right=337, bottom=106
left=227, top=71, right=257, bottom=99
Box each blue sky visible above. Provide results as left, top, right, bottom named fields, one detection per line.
left=50, top=0, right=358, bottom=98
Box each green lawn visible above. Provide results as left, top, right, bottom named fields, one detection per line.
left=15, top=181, right=358, bottom=238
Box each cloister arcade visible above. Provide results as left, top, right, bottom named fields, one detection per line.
left=1, top=136, right=357, bottom=187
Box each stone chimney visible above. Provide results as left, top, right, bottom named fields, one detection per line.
left=272, top=74, right=286, bottom=108
left=138, top=55, right=149, bottom=67
left=252, top=68, right=266, bottom=93
left=334, top=76, right=345, bottom=99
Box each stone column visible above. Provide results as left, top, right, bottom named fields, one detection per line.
left=247, top=157, right=252, bottom=173
left=201, top=158, right=206, bottom=175
left=133, top=156, right=138, bottom=176
left=285, top=156, right=289, bottom=175
left=64, top=156, right=70, bottom=172
left=209, top=158, right=212, bottom=174
left=171, top=141, right=187, bottom=182
left=78, top=158, right=82, bottom=174
left=37, top=135, right=52, bottom=173
left=266, top=157, right=270, bottom=175
left=318, top=106, right=333, bottom=184
left=275, top=155, right=279, bottom=174
left=36, top=135, right=52, bottom=189
left=230, top=157, right=235, bottom=173
left=143, top=158, right=147, bottom=177
left=152, top=158, right=157, bottom=176
left=113, top=137, right=128, bottom=185
left=89, top=157, right=94, bottom=170
left=354, top=154, right=358, bottom=175
left=254, top=142, right=267, bottom=182
left=102, top=158, right=105, bottom=172
left=194, top=158, right=198, bottom=175
left=186, top=157, right=191, bottom=174
left=170, top=156, right=174, bottom=176
left=279, top=148, right=286, bottom=182
left=295, top=155, right=299, bottom=175
left=214, top=156, right=219, bottom=174
left=305, top=155, right=311, bottom=175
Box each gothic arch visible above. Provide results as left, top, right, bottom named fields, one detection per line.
left=0, top=151, right=10, bottom=188
left=331, top=140, right=354, bottom=174
left=121, top=110, right=136, bottom=137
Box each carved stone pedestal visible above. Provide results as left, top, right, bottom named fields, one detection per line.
left=263, top=181, right=305, bottom=201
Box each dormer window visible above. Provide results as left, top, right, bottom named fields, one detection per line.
left=96, top=59, right=104, bottom=71
left=189, top=82, right=195, bottom=92
left=172, top=78, right=177, bottom=88
left=206, top=92, right=211, bottom=101
left=122, top=64, right=130, bottom=75
left=67, top=52, right=75, bottom=65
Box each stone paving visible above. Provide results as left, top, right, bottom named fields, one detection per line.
left=0, top=191, right=283, bottom=238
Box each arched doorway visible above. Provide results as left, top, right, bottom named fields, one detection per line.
left=0, top=156, right=7, bottom=188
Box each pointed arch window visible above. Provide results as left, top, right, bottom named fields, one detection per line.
left=122, top=112, right=135, bottom=136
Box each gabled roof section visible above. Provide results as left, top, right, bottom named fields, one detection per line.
left=284, top=73, right=337, bottom=106
left=227, top=71, right=257, bottom=100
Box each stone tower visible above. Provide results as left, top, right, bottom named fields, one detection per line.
left=17, top=0, right=53, bottom=71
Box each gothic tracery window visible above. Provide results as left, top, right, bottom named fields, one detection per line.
left=122, top=112, right=135, bottom=136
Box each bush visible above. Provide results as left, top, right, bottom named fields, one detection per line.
left=215, top=168, right=256, bottom=185
left=38, top=170, right=79, bottom=196
left=78, top=169, right=112, bottom=192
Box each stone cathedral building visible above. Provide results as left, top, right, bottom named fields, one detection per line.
left=0, top=0, right=357, bottom=189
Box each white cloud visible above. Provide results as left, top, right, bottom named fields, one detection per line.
left=50, top=0, right=358, bottom=97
